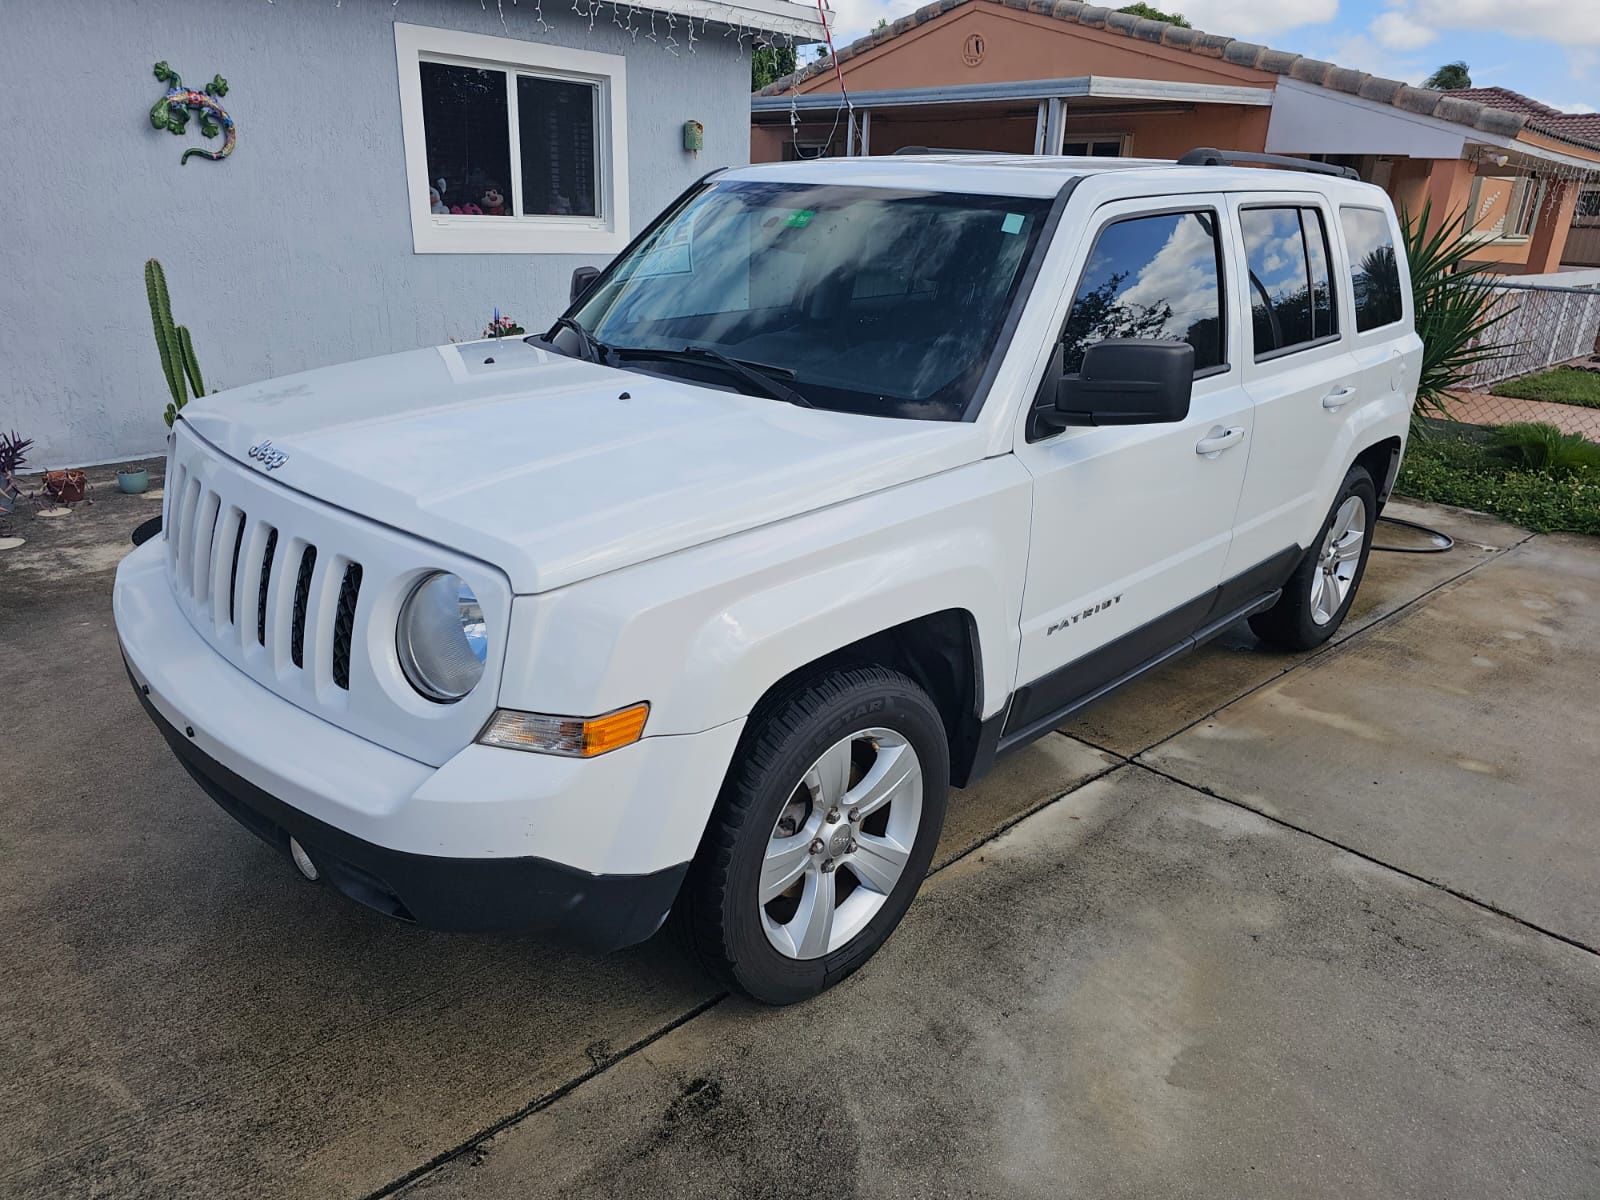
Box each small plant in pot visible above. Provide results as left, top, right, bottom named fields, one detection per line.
left=117, top=464, right=151, bottom=494
left=41, top=468, right=89, bottom=511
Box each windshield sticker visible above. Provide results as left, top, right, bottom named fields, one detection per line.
left=1001, top=212, right=1025, bottom=235
left=785, top=209, right=815, bottom=229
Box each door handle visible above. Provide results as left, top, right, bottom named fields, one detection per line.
left=1321, top=386, right=1357, bottom=411
left=1194, top=426, right=1245, bottom=457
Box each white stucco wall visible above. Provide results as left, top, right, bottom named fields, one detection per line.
left=0, top=0, right=754, bottom=466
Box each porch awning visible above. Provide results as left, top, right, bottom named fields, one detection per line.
left=751, top=75, right=1274, bottom=114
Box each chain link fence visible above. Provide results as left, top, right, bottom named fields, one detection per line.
left=1448, top=280, right=1600, bottom=442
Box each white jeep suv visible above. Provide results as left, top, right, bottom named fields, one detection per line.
left=115, top=150, right=1419, bottom=1004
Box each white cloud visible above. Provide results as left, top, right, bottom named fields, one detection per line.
left=1159, top=0, right=1338, bottom=38
left=1305, top=32, right=1428, bottom=85
left=821, top=0, right=923, bottom=44
left=1370, top=9, right=1435, bottom=51
left=1408, top=0, right=1600, bottom=45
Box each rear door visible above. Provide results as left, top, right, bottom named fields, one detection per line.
left=1226, top=193, right=1362, bottom=575
left=1009, top=196, right=1253, bottom=739
left=1336, top=202, right=1419, bottom=494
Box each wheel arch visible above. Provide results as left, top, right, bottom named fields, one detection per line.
left=1352, top=434, right=1404, bottom=508
left=736, top=608, right=988, bottom=791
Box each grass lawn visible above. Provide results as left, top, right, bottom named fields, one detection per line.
left=1397, top=424, right=1600, bottom=536
left=1490, top=366, right=1600, bottom=409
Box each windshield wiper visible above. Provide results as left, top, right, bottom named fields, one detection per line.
left=533, top=316, right=612, bottom=365
left=612, top=345, right=815, bottom=409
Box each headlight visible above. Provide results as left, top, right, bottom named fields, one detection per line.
left=396, top=571, right=488, bottom=702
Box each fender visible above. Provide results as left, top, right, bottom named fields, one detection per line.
left=497, top=456, right=1034, bottom=737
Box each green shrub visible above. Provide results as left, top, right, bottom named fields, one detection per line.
left=1397, top=426, right=1600, bottom=535
left=1490, top=422, right=1600, bottom=476
left=1491, top=366, right=1600, bottom=410
left=1400, top=202, right=1513, bottom=425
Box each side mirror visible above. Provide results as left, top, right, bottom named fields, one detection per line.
left=1041, top=339, right=1195, bottom=430
left=570, top=265, right=602, bottom=304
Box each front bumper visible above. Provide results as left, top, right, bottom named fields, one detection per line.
left=114, top=538, right=745, bottom=949
left=128, top=671, right=685, bottom=947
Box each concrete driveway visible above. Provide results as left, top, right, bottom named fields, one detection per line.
left=2, top=468, right=1596, bottom=1199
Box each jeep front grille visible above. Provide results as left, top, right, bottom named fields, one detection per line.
left=166, top=481, right=361, bottom=688
left=331, top=563, right=363, bottom=691
left=159, top=424, right=508, bottom=768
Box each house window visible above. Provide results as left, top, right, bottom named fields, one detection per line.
left=1466, top=171, right=1544, bottom=241
left=1062, top=137, right=1125, bottom=157
left=1576, top=187, right=1600, bottom=225
left=395, top=24, right=629, bottom=254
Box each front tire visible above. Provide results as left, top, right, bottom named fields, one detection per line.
left=679, top=666, right=949, bottom=1005
left=1249, top=463, right=1377, bottom=651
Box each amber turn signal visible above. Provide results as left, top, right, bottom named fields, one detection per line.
left=477, top=702, right=650, bottom=758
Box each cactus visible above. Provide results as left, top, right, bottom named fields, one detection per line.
left=145, top=258, right=206, bottom=427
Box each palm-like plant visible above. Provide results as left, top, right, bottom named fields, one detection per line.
left=1400, top=201, right=1514, bottom=427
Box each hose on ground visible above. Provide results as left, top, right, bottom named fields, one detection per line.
left=1373, top=514, right=1454, bottom=554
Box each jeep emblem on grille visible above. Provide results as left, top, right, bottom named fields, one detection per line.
left=248, top=441, right=288, bottom=471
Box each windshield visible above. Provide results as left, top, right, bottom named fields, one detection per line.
left=568, top=180, right=1053, bottom=421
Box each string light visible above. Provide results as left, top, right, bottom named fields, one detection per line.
left=293, top=0, right=823, bottom=69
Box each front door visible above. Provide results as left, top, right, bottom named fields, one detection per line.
left=1008, top=196, right=1253, bottom=741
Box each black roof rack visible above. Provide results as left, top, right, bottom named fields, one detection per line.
left=1176, top=147, right=1361, bottom=180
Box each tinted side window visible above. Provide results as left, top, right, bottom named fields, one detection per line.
left=1304, top=208, right=1337, bottom=340
left=1340, top=206, right=1404, bottom=332
left=1241, top=207, right=1340, bottom=356
left=1061, top=211, right=1225, bottom=374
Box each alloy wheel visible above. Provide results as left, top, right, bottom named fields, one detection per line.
left=758, top=727, right=923, bottom=960
left=1311, top=494, right=1366, bottom=625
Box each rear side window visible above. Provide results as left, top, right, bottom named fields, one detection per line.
left=1240, top=206, right=1338, bottom=357
left=1060, top=210, right=1225, bottom=374
left=1340, top=206, right=1405, bottom=332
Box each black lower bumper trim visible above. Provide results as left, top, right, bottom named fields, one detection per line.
left=126, top=660, right=687, bottom=951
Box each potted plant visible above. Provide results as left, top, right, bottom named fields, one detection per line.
left=42, top=468, right=88, bottom=507
left=117, top=464, right=151, bottom=494
left=483, top=307, right=526, bottom=338
left=0, top=430, right=32, bottom=515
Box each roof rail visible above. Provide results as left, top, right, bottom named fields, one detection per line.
left=1176, top=147, right=1361, bottom=181
left=890, top=146, right=994, bottom=155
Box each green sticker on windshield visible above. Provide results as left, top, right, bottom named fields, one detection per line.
left=785, top=209, right=815, bottom=228
left=1001, top=212, right=1025, bottom=235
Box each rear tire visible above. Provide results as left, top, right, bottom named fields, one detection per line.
left=678, top=665, right=949, bottom=1005
left=1249, top=464, right=1377, bottom=652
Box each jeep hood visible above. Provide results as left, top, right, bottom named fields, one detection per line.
left=179, top=339, right=988, bottom=594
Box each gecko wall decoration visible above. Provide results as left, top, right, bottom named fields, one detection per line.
left=148, top=61, right=236, bottom=164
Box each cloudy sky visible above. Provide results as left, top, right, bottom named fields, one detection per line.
left=817, top=0, right=1597, bottom=114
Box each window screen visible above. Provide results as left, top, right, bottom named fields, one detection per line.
left=1340, top=207, right=1404, bottom=332
left=420, top=62, right=512, bottom=217
left=1060, top=210, right=1225, bottom=374
left=518, top=75, right=598, bottom=217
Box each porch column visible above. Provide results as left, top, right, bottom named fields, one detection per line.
left=1044, top=98, right=1066, bottom=155
left=1524, top=179, right=1581, bottom=274
left=1421, top=159, right=1473, bottom=232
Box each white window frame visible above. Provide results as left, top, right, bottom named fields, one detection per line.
left=1465, top=171, right=1545, bottom=244
left=395, top=23, right=629, bottom=255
